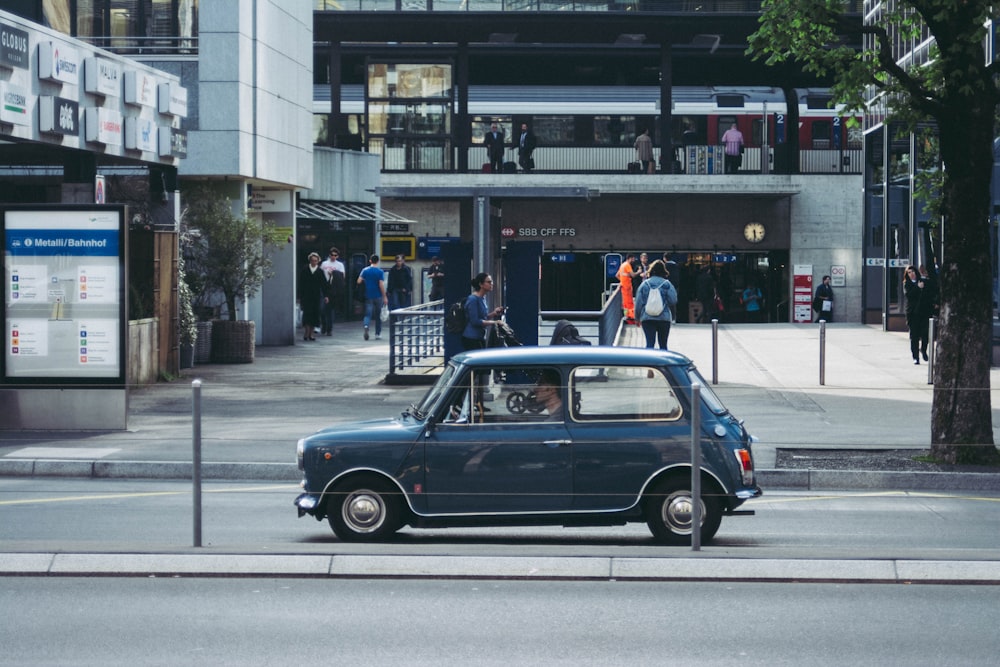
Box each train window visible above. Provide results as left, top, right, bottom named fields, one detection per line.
left=811, top=120, right=832, bottom=149
left=594, top=116, right=636, bottom=146
left=532, top=116, right=575, bottom=145
left=470, top=117, right=512, bottom=145
left=367, top=63, right=451, bottom=100
left=806, top=95, right=833, bottom=110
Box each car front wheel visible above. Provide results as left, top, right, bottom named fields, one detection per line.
left=644, top=478, right=722, bottom=546
left=327, top=477, right=402, bottom=542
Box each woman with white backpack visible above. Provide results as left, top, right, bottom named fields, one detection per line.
left=634, top=260, right=678, bottom=350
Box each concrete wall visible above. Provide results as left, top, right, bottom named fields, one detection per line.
left=186, top=0, right=313, bottom=189
left=305, top=148, right=379, bottom=202
left=789, top=175, right=865, bottom=323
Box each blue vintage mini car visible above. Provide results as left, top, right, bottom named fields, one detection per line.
left=294, top=346, right=760, bottom=544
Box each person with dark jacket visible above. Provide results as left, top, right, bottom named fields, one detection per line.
left=813, top=274, right=834, bottom=322
left=517, top=122, right=537, bottom=172
left=904, top=265, right=935, bottom=364
left=298, top=252, right=329, bottom=341
left=386, top=254, right=413, bottom=310
left=483, top=122, right=506, bottom=173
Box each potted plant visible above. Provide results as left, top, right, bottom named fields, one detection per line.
left=181, top=186, right=276, bottom=363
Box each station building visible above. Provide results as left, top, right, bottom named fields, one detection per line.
left=311, top=3, right=865, bottom=324
left=2, top=1, right=870, bottom=394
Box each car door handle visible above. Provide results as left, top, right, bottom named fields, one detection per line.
left=543, top=440, right=572, bottom=448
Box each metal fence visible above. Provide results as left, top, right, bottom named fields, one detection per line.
left=387, top=301, right=446, bottom=384
left=375, top=145, right=864, bottom=175
left=385, top=286, right=625, bottom=383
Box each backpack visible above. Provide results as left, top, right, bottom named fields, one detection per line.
left=645, top=284, right=665, bottom=316
left=445, top=300, right=468, bottom=334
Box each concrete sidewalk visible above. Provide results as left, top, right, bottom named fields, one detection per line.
left=2, top=321, right=999, bottom=491
left=4, top=550, right=1000, bottom=584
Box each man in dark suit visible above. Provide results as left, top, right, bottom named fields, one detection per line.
left=517, top=122, right=537, bottom=172
left=483, top=122, right=506, bottom=173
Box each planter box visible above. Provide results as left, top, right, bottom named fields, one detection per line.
left=210, top=320, right=255, bottom=364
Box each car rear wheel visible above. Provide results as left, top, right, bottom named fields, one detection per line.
left=644, top=478, right=722, bottom=546
left=327, top=477, right=403, bottom=542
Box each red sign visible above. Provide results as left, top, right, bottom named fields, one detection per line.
left=500, top=227, right=515, bottom=237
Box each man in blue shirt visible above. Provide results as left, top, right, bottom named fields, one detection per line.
left=357, top=254, right=388, bottom=340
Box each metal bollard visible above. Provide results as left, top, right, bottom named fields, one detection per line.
left=192, top=379, right=202, bottom=548
left=691, top=383, right=702, bottom=552
left=818, top=320, right=826, bottom=386
left=711, top=319, right=719, bottom=385
left=927, top=317, right=935, bottom=385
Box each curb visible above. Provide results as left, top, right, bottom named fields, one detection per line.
left=3, top=459, right=1000, bottom=492
left=2, top=552, right=999, bottom=583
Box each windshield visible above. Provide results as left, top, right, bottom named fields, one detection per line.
left=686, top=366, right=728, bottom=415
left=413, top=362, right=459, bottom=419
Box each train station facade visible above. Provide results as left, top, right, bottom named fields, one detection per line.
left=312, top=3, right=865, bottom=323
left=1, top=1, right=877, bottom=389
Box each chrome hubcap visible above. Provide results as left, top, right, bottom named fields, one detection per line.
left=662, top=491, right=701, bottom=535
left=343, top=490, right=385, bottom=533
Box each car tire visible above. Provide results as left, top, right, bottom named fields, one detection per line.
left=644, top=477, right=722, bottom=546
left=327, top=476, right=403, bottom=542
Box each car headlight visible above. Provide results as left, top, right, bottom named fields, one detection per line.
left=296, top=438, right=305, bottom=471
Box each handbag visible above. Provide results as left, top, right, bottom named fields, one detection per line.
left=380, top=304, right=390, bottom=322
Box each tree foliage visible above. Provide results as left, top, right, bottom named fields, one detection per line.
left=750, top=0, right=1000, bottom=465
left=181, top=186, right=276, bottom=322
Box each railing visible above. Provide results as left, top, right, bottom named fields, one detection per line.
left=386, top=301, right=446, bottom=384
left=322, top=0, right=863, bottom=13
left=82, top=36, right=198, bottom=56
left=385, top=288, right=624, bottom=383
left=375, top=144, right=863, bottom=174
left=324, top=1, right=771, bottom=12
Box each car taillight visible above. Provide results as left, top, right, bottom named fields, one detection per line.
left=735, top=448, right=754, bottom=486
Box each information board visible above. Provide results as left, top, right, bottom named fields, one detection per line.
left=3, top=206, right=125, bottom=381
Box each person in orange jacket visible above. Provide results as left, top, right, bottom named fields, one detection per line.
left=617, top=253, right=638, bottom=322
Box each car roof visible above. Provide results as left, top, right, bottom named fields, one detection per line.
left=451, top=345, right=693, bottom=368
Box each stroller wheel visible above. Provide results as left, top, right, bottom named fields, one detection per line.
left=507, top=391, right=528, bottom=414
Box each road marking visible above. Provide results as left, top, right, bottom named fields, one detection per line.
left=4, top=447, right=120, bottom=459
left=0, top=484, right=298, bottom=507
left=750, top=491, right=1000, bottom=504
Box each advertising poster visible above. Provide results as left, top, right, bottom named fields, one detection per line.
left=3, top=206, right=125, bottom=380
left=793, top=264, right=814, bottom=323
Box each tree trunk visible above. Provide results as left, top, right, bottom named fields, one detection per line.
left=931, top=106, right=1000, bottom=465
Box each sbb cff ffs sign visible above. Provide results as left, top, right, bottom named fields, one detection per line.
left=501, top=227, right=515, bottom=238
left=515, top=227, right=576, bottom=237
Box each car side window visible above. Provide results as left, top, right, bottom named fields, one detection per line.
left=441, top=366, right=564, bottom=425
left=569, top=366, right=682, bottom=421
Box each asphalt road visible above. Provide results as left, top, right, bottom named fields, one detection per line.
left=2, top=478, right=999, bottom=561
left=2, top=578, right=998, bottom=666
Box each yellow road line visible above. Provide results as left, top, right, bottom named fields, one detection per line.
left=0, top=485, right=298, bottom=507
